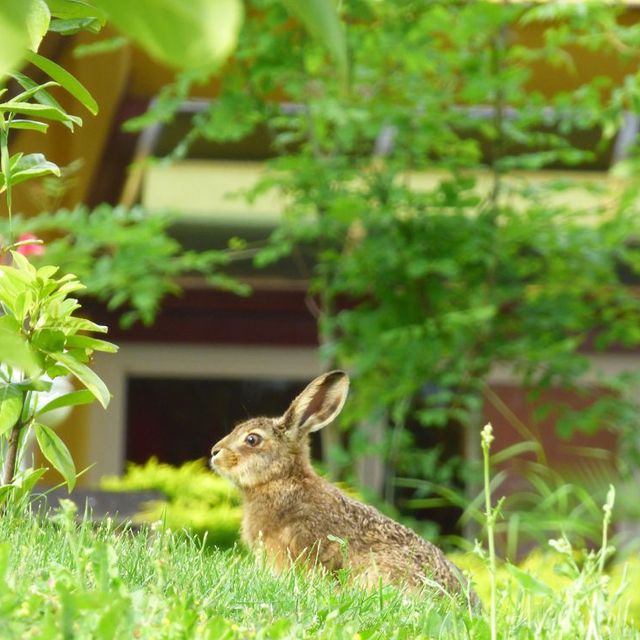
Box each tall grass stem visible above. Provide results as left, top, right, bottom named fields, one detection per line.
left=482, top=423, right=497, bottom=640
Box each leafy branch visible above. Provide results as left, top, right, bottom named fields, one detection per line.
left=0, top=251, right=117, bottom=490
left=2, top=206, right=252, bottom=328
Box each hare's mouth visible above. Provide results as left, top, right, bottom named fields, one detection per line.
left=210, top=450, right=238, bottom=472
left=210, top=459, right=243, bottom=489
left=210, top=458, right=233, bottom=479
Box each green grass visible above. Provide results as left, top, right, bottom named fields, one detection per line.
left=0, top=498, right=638, bottom=639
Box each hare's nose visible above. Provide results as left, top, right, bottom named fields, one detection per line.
left=211, top=447, right=221, bottom=458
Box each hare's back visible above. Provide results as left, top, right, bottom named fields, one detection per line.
left=334, top=492, right=466, bottom=593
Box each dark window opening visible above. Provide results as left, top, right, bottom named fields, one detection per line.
left=126, top=376, right=321, bottom=466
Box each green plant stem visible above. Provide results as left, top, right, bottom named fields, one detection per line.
left=2, top=380, right=29, bottom=488
left=482, top=424, right=497, bottom=640
left=599, top=486, right=614, bottom=576
left=2, top=424, right=21, bottom=486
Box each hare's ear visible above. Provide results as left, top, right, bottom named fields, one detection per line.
left=283, top=370, right=349, bottom=435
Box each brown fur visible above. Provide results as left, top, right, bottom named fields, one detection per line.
left=210, top=371, right=476, bottom=602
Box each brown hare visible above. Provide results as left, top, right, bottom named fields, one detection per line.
left=210, top=370, right=476, bottom=603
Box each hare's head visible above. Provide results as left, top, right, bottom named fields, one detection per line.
left=210, top=370, right=349, bottom=489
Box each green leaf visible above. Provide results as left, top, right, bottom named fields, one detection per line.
left=0, top=102, right=82, bottom=128
left=13, top=153, right=61, bottom=186
left=0, top=153, right=60, bottom=190
left=34, top=422, right=76, bottom=491
left=9, top=251, right=37, bottom=278
left=49, top=16, right=102, bottom=35
left=73, top=35, right=127, bottom=58
left=93, top=0, right=243, bottom=70
left=36, top=388, right=94, bottom=417
left=0, top=266, right=28, bottom=309
left=6, top=119, right=49, bottom=134
left=26, top=0, right=51, bottom=52
left=9, top=71, right=71, bottom=120
left=67, top=318, right=108, bottom=333
left=50, top=351, right=110, bottom=408
left=32, top=328, right=66, bottom=354
left=0, top=126, right=11, bottom=211
left=0, top=0, right=31, bottom=77
left=65, top=334, right=118, bottom=353
left=0, top=384, right=24, bottom=436
left=45, top=0, right=107, bottom=23
left=12, top=378, right=51, bottom=392
left=280, top=0, right=348, bottom=84
left=0, top=487, right=13, bottom=508
left=36, top=265, right=60, bottom=280
left=25, top=50, right=98, bottom=115
left=0, top=316, right=39, bottom=375
left=8, top=288, right=32, bottom=329
left=506, top=563, right=555, bottom=597
left=11, top=466, right=47, bottom=497
left=11, top=80, right=60, bottom=104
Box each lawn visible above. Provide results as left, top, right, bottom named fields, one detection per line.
left=1, top=499, right=638, bottom=639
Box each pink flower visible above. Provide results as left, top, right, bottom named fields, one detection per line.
left=17, top=233, right=45, bottom=256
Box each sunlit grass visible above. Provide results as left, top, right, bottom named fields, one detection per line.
left=0, top=501, right=476, bottom=639
left=0, top=496, right=638, bottom=639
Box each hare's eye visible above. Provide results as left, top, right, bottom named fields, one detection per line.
left=245, top=433, right=262, bottom=447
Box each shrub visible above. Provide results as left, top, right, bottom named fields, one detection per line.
left=100, top=457, right=242, bottom=548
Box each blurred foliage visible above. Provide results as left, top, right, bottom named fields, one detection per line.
left=101, top=457, right=242, bottom=548
left=0, top=0, right=344, bottom=79
left=0, top=206, right=250, bottom=327
left=453, top=547, right=640, bottom=626
left=402, top=463, right=609, bottom=557
left=126, top=0, right=640, bottom=535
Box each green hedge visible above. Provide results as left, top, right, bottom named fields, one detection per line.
left=100, top=457, right=242, bottom=548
